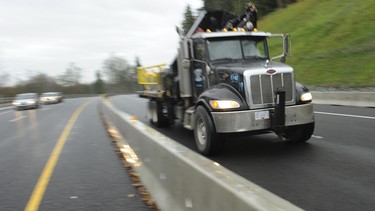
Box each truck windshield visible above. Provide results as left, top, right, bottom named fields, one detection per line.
left=207, top=37, right=267, bottom=62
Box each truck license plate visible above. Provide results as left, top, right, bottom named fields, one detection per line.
left=255, top=111, right=269, bottom=120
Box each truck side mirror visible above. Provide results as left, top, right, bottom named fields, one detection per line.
left=181, top=38, right=189, bottom=60
left=176, top=26, right=185, bottom=39
left=176, top=26, right=190, bottom=60
left=271, top=33, right=291, bottom=63
left=283, top=34, right=291, bottom=57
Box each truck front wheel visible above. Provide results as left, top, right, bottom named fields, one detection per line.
left=194, top=106, right=225, bottom=156
left=284, top=122, right=315, bottom=143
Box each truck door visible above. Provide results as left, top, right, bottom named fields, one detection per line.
left=192, top=40, right=209, bottom=98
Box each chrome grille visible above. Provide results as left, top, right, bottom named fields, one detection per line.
left=250, top=72, right=294, bottom=107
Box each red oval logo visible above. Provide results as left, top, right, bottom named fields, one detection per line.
left=266, top=69, right=276, bottom=75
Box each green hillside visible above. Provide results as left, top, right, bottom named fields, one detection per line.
left=259, top=0, right=375, bottom=87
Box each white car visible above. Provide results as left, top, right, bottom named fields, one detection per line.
left=40, top=92, right=63, bottom=104
left=12, top=93, right=39, bottom=110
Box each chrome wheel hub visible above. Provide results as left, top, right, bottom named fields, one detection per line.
left=197, top=118, right=207, bottom=146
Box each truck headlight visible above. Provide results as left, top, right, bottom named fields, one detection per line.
left=301, top=92, right=312, bottom=102
left=209, top=100, right=240, bottom=109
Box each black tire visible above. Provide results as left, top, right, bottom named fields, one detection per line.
left=284, top=122, right=315, bottom=143
left=149, top=101, right=169, bottom=128
left=194, top=106, right=225, bottom=156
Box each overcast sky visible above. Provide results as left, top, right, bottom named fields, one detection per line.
left=0, top=0, right=203, bottom=84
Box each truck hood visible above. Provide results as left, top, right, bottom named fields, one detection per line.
left=211, top=60, right=292, bottom=74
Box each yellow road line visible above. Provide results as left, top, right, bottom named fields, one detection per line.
left=25, top=101, right=91, bottom=211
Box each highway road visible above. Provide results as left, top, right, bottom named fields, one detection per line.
left=0, top=97, right=149, bottom=211
left=111, top=94, right=375, bottom=211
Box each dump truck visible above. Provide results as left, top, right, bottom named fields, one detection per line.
left=137, top=4, right=315, bottom=155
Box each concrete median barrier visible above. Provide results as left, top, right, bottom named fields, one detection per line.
left=311, top=91, right=375, bottom=107
left=100, top=97, right=302, bottom=211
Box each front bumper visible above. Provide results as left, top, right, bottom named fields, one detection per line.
left=211, top=103, right=314, bottom=133
left=14, top=104, right=37, bottom=110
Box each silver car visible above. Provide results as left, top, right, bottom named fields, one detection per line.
left=12, top=93, right=39, bottom=110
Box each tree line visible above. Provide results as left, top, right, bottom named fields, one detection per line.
left=0, top=55, right=140, bottom=98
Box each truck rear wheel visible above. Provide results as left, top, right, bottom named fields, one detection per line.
left=148, top=101, right=169, bottom=128
left=194, top=106, right=225, bottom=156
left=284, top=122, right=314, bottom=143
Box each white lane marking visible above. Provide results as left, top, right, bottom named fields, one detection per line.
left=314, top=111, right=375, bottom=120
left=0, top=110, right=13, bottom=115
left=39, top=107, right=50, bottom=111
left=312, top=135, right=323, bottom=139
left=9, top=116, right=27, bottom=122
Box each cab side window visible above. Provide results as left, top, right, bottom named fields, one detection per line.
left=193, top=40, right=206, bottom=61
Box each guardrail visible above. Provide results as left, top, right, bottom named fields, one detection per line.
left=0, top=97, right=13, bottom=104
left=100, top=97, right=302, bottom=211
left=0, top=97, right=13, bottom=109
left=0, top=94, right=99, bottom=108
left=0, top=94, right=98, bottom=102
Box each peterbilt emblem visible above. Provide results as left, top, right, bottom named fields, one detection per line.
left=266, top=69, right=276, bottom=75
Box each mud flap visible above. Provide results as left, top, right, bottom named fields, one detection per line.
left=272, top=87, right=286, bottom=140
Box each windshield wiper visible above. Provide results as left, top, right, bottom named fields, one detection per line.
left=245, top=55, right=267, bottom=60
left=212, top=57, right=239, bottom=63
